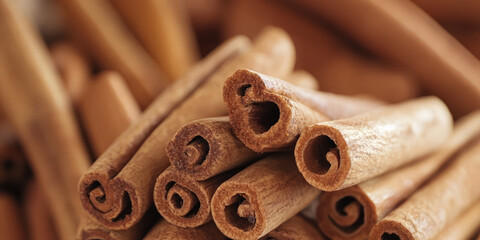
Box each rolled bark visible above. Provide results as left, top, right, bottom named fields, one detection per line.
left=24, top=181, right=59, bottom=240
left=154, top=166, right=234, bottom=227
left=211, top=153, right=320, bottom=240
left=143, top=220, right=226, bottom=240
left=369, top=139, right=480, bottom=240
left=223, top=0, right=420, bottom=103
left=78, top=28, right=294, bottom=230
left=110, top=0, right=199, bottom=80
left=54, top=0, right=168, bottom=108
left=0, top=0, right=91, bottom=238
left=223, top=68, right=384, bottom=152
left=433, top=200, right=480, bottom=240
left=260, top=215, right=325, bottom=240
left=78, top=71, right=141, bottom=156
left=293, top=0, right=480, bottom=117
left=50, top=42, right=90, bottom=104
left=167, top=116, right=259, bottom=180
left=315, top=110, right=480, bottom=239
left=295, top=96, right=453, bottom=191
left=0, top=193, right=26, bottom=240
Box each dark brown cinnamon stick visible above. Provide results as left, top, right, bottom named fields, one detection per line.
left=143, top=220, right=226, bottom=240
left=79, top=28, right=294, bottom=230
left=0, top=193, right=26, bottom=240
left=260, top=215, right=325, bottom=240
left=369, top=139, right=480, bottom=240
left=24, top=181, right=59, bottom=240
left=295, top=96, right=453, bottom=191
left=294, top=0, right=480, bottom=117
left=78, top=71, right=141, bottom=156
left=315, top=110, right=480, bottom=239
left=223, top=69, right=384, bottom=152
left=0, top=125, right=27, bottom=188
left=211, top=153, right=320, bottom=240
left=153, top=166, right=234, bottom=227
left=76, top=214, right=151, bottom=240
left=167, top=116, right=259, bottom=180
left=412, top=0, right=480, bottom=26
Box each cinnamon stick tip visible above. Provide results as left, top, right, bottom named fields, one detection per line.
left=369, top=220, right=414, bottom=240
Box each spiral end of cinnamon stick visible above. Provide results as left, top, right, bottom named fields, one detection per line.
left=78, top=173, right=140, bottom=230
left=369, top=220, right=415, bottom=240
left=295, top=124, right=351, bottom=191
left=223, top=69, right=299, bottom=152
left=211, top=182, right=265, bottom=240
left=316, top=186, right=376, bottom=239
left=153, top=167, right=211, bottom=228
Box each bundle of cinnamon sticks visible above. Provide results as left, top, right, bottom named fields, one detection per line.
left=1, top=0, right=480, bottom=239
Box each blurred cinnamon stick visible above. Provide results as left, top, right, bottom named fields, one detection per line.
left=110, top=0, right=199, bottom=80
left=0, top=0, right=90, bottom=238
left=315, top=110, right=480, bottom=239
left=433, top=200, right=480, bottom=240
left=78, top=71, right=141, bottom=157
left=24, top=181, right=59, bottom=240
left=143, top=220, right=226, bottom=240
left=54, top=0, right=168, bottom=108
left=412, top=0, right=480, bottom=26
left=0, top=193, right=26, bottom=240
left=294, top=0, right=480, bottom=117
left=0, top=124, right=27, bottom=189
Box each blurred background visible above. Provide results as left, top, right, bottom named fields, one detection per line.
left=1, top=0, right=479, bottom=239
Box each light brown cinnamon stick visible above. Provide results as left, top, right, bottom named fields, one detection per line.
left=79, top=27, right=294, bottom=230
left=143, top=220, right=226, bottom=240
left=110, top=0, right=199, bottom=80
left=78, top=71, right=141, bottom=157
left=315, top=110, right=480, bottom=239
left=223, top=0, right=420, bottom=103
left=369, top=139, right=480, bottom=240
left=223, top=69, right=384, bottom=152
left=433, top=200, right=480, bottom=240
left=24, top=181, right=59, bottom=240
left=295, top=96, right=453, bottom=191
left=0, top=193, right=26, bottom=240
left=294, top=0, right=480, bottom=117
left=153, top=166, right=235, bottom=227
left=0, top=0, right=90, bottom=238
left=260, top=215, right=325, bottom=240
left=211, top=153, right=320, bottom=240
left=54, top=0, right=168, bottom=108
left=167, top=116, right=259, bottom=180
left=50, top=42, right=90, bottom=104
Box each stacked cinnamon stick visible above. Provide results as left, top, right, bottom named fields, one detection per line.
left=1, top=0, right=480, bottom=239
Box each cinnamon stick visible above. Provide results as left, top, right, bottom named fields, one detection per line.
left=315, top=110, right=480, bottom=239
left=167, top=116, right=259, bottom=180
left=110, top=0, right=199, bottom=80
left=153, top=166, right=234, bottom=227
left=211, top=153, right=320, bottom=240
left=78, top=27, right=294, bottom=230
left=143, top=220, right=226, bottom=240
left=369, top=139, right=480, bottom=240
left=223, top=0, right=420, bottom=103
left=433, top=200, right=480, bottom=240
left=77, top=213, right=151, bottom=240
left=50, top=42, right=90, bottom=104
left=260, top=215, right=325, bottom=240
left=411, top=0, right=480, bottom=26
left=0, top=193, right=26, bottom=240
left=285, top=70, right=319, bottom=90
left=295, top=96, right=453, bottom=191
left=0, top=0, right=90, bottom=238
left=24, top=181, right=59, bottom=240
left=294, top=0, right=480, bottom=117
left=223, top=69, right=384, bottom=152
left=78, top=71, right=141, bottom=157
left=54, top=0, right=169, bottom=108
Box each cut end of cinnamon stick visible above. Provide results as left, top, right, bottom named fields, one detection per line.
left=369, top=220, right=415, bottom=240
left=167, top=116, right=258, bottom=180
left=295, top=124, right=350, bottom=191
left=211, top=182, right=265, bottom=240
left=316, top=186, right=377, bottom=239
left=153, top=167, right=211, bottom=228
